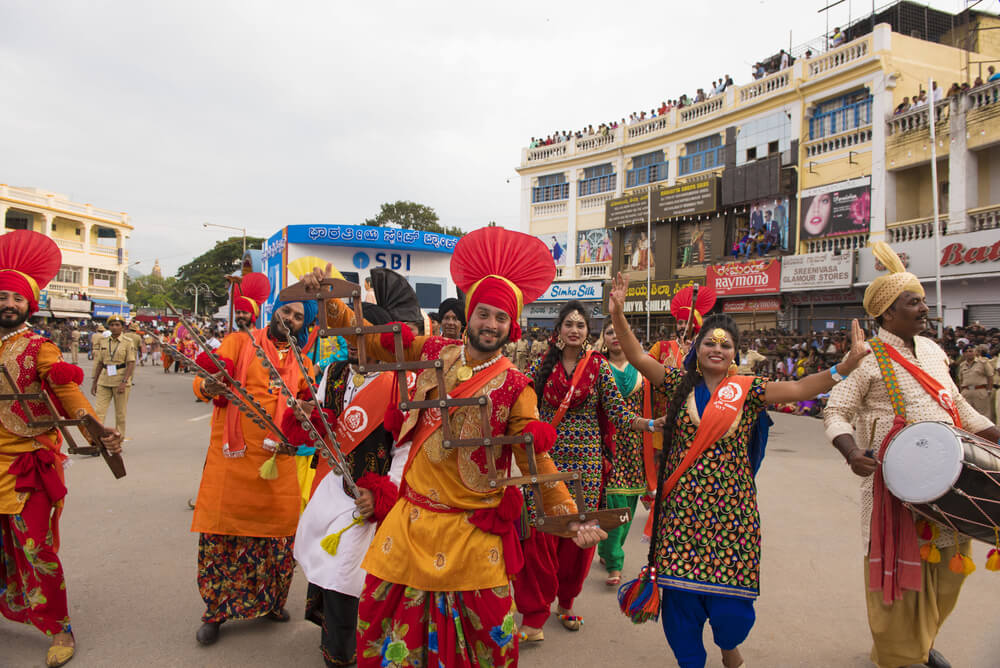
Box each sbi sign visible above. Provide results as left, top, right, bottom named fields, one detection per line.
left=352, top=251, right=413, bottom=271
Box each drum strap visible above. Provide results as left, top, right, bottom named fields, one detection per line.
left=870, top=337, right=962, bottom=428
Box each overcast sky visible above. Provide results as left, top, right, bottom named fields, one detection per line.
left=0, top=0, right=976, bottom=275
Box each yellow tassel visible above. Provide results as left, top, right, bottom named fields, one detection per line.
left=258, top=453, right=279, bottom=480
left=920, top=543, right=941, bottom=563
left=986, top=549, right=1000, bottom=571
left=320, top=516, right=366, bottom=556
left=962, top=554, right=977, bottom=576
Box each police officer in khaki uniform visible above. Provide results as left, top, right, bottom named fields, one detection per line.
left=514, top=336, right=530, bottom=372
left=958, top=344, right=994, bottom=421
left=91, top=315, right=137, bottom=437
left=123, top=321, right=144, bottom=367
left=69, top=326, right=81, bottom=363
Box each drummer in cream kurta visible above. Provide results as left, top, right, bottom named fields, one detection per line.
left=824, top=242, right=1000, bottom=668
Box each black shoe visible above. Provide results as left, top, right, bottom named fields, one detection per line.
left=196, top=621, right=222, bottom=645
left=926, top=648, right=951, bottom=668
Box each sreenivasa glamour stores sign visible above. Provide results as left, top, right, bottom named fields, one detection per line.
left=707, top=259, right=781, bottom=295
left=779, top=251, right=853, bottom=291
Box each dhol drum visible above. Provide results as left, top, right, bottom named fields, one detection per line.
left=882, top=421, right=1000, bottom=544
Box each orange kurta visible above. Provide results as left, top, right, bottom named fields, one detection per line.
left=323, top=299, right=577, bottom=591
left=0, top=334, right=95, bottom=514
left=190, top=331, right=314, bottom=538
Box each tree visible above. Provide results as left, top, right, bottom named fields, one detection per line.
left=363, top=200, right=464, bottom=237
left=127, top=274, right=182, bottom=309
left=174, top=236, right=266, bottom=310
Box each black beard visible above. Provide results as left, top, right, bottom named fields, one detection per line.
left=235, top=316, right=251, bottom=329
left=467, top=326, right=507, bottom=354
left=267, top=316, right=297, bottom=342
left=0, top=308, right=28, bottom=329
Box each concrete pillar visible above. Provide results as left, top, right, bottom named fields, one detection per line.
left=948, top=94, right=975, bottom=233
left=42, top=213, right=53, bottom=237
left=566, top=171, right=577, bottom=279
left=614, top=150, right=625, bottom=196
left=869, top=71, right=892, bottom=241
left=83, top=222, right=92, bottom=252
left=0, top=206, right=7, bottom=234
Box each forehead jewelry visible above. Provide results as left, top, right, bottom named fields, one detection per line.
left=706, top=328, right=728, bottom=346
left=564, top=313, right=587, bottom=326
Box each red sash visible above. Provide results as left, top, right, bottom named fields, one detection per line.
left=881, top=342, right=962, bottom=428
left=644, top=376, right=754, bottom=537
left=550, top=351, right=595, bottom=429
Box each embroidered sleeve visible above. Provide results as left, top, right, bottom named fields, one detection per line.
left=323, top=298, right=427, bottom=362
left=745, top=376, right=769, bottom=415
left=507, top=385, right=578, bottom=516
left=655, top=365, right=685, bottom=397
left=39, top=342, right=96, bottom=419
left=597, top=359, right=637, bottom=431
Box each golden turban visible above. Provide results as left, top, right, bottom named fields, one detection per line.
left=862, top=241, right=924, bottom=317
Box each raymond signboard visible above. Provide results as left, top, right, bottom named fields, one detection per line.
left=707, top=259, right=781, bottom=296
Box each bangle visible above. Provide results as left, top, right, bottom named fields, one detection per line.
left=647, top=419, right=654, bottom=432
left=830, top=365, right=846, bottom=382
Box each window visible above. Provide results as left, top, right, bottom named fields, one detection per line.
left=56, top=265, right=82, bottom=284
left=809, top=89, right=873, bottom=140
left=679, top=135, right=722, bottom=176
left=736, top=111, right=792, bottom=166
left=626, top=150, right=668, bottom=188
left=578, top=163, right=616, bottom=196
left=532, top=173, right=569, bottom=203
left=5, top=213, right=29, bottom=230
left=89, top=268, right=118, bottom=288
left=415, top=283, right=442, bottom=310
left=95, top=226, right=118, bottom=246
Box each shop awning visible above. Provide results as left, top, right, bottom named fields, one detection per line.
left=32, top=310, right=54, bottom=318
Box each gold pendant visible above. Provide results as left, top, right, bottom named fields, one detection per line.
left=351, top=373, right=365, bottom=387
left=456, top=365, right=473, bottom=382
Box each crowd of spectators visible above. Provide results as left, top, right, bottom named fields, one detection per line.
left=507, top=322, right=1000, bottom=421
left=893, top=69, right=1000, bottom=116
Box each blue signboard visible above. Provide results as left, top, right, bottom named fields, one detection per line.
left=92, top=303, right=131, bottom=318
left=285, top=225, right=458, bottom=254
left=536, top=281, right=603, bottom=302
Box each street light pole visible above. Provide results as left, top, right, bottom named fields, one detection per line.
left=203, top=223, right=248, bottom=254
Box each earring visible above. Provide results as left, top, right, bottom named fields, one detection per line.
left=696, top=358, right=702, bottom=374
left=555, top=336, right=566, bottom=351
left=728, top=361, right=738, bottom=376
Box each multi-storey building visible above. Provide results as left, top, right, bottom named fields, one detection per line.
left=517, top=4, right=1000, bottom=334
left=0, top=184, right=133, bottom=320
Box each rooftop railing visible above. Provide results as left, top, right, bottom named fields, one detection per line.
left=0, top=184, right=130, bottom=226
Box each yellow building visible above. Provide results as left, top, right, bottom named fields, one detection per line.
left=0, top=184, right=133, bottom=320
left=517, top=7, right=1000, bottom=332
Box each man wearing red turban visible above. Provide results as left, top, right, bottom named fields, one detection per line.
left=304, top=226, right=608, bottom=667
left=0, top=230, right=123, bottom=667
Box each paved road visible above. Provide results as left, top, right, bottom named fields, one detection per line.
left=4, top=362, right=1000, bottom=667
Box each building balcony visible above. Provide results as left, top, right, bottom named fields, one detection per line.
left=577, top=192, right=615, bottom=212
left=519, top=30, right=881, bottom=168
left=805, top=233, right=869, bottom=254
left=886, top=100, right=950, bottom=137
left=804, top=126, right=873, bottom=158
left=531, top=201, right=568, bottom=218
left=886, top=215, right=949, bottom=243
left=969, top=204, right=1000, bottom=232
left=575, top=262, right=611, bottom=280
left=55, top=238, right=84, bottom=251
left=0, top=184, right=130, bottom=227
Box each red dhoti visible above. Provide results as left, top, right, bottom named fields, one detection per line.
left=0, top=487, right=71, bottom=636
left=512, top=528, right=595, bottom=628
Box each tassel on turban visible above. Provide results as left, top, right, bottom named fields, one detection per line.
left=863, top=242, right=924, bottom=317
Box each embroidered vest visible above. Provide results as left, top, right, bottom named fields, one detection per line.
left=399, top=339, right=531, bottom=492
left=0, top=333, right=56, bottom=438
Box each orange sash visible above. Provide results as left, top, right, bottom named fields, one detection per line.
left=881, top=341, right=963, bottom=428
left=332, top=373, right=396, bottom=456
left=401, top=356, right=515, bottom=478
left=550, top=351, right=595, bottom=429
left=644, top=375, right=755, bottom=537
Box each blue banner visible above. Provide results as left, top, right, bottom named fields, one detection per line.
left=92, top=303, right=131, bottom=318
left=284, top=225, right=458, bottom=254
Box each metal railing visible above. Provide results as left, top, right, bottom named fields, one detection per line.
left=626, top=162, right=669, bottom=188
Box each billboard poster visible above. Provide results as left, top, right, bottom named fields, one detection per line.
left=746, top=197, right=791, bottom=251
left=653, top=176, right=719, bottom=218
left=577, top=229, right=613, bottom=264
left=622, top=226, right=655, bottom=272
left=707, top=258, right=781, bottom=295
left=537, top=232, right=569, bottom=266
left=800, top=176, right=871, bottom=239
left=605, top=192, right=650, bottom=228
left=779, top=251, right=854, bottom=291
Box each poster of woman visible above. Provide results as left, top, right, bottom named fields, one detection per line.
left=536, top=232, right=568, bottom=266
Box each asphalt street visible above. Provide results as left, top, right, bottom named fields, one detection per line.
left=4, top=362, right=999, bottom=667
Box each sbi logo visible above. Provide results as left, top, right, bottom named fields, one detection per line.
left=351, top=251, right=413, bottom=271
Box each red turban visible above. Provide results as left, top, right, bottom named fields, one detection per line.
left=451, top=228, right=555, bottom=343
left=0, top=230, right=61, bottom=314
left=233, top=272, right=271, bottom=318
